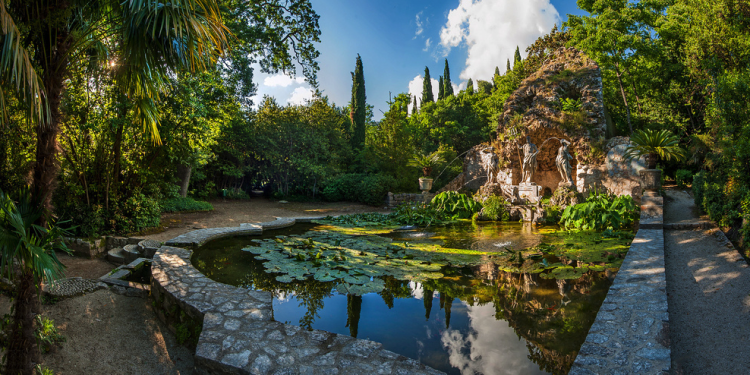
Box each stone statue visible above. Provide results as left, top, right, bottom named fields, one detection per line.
left=519, top=136, right=538, bottom=184
left=480, top=147, right=500, bottom=184
left=556, top=139, right=574, bottom=184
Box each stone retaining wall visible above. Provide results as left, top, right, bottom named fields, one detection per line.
left=570, top=196, right=670, bottom=374
left=386, top=192, right=435, bottom=208
left=153, top=217, right=444, bottom=375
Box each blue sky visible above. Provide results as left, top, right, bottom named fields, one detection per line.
left=252, top=0, right=586, bottom=120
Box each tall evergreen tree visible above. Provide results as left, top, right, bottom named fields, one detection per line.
left=506, top=59, right=511, bottom=72
left=422, top=67, right=434, bottom=104
left=438, top=76, right=445, bottom=100
left=495, top=66, right=500, bottom=77
left=443, top=59, right=454, bottom=97
left=514, top=46, right=522, bottom=65
left=350, top=54, right=366, bottom=151
left=466, top=78, right=474, bottom=95
left=411, top=95, right=418, bottom=115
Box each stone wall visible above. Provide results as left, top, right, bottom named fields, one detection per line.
left=63, top=237, right=104, bottom=258
left=576, top=137, right=646, bottom=202
left=386, top=192, right=435, bottom=208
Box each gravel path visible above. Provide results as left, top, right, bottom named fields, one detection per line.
left=663, top=190, right=750, bottom=374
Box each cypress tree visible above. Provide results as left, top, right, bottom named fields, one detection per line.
left=443, top=59, right=454, bottom=97
left=422, top=67, right=434, bottom=104
left=514, top=46, right=522, bottom=65
left=411, top=95, right=418, bottom=115
left=494, top=66, right=500, bottom=77
left=506, top=59, right=511, bottom=73
left=349, top=54, right=366, bottom=151
left=438, top=76, right=445, bottom=101
left=466, top=78, right=474, bottom=95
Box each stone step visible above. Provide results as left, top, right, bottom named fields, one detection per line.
left=107, top=248, right=125, bottom=265
left=138, top=239, right=162, bottom=258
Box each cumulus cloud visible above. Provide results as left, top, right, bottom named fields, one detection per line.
left=407, top=75, right=440, bottom=114
left=414, top=12, right=424, bottom=38
left=439, top=0, right=559, bottom=82
left=287, top=87, right=314, bottom=105
left=264, top=74, right=306, bottom=88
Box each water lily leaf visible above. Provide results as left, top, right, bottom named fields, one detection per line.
left=275, top=275, right=294, bottom=283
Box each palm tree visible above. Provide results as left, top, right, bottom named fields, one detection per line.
left=407, top=151, right=444, bottom=178
left=624, top=129, right=687, bottom=169
left=0, top=1, right=229, bottom=372
left=0, top=190, right=71, bottom=374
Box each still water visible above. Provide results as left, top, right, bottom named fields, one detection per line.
left=192, top=222, right=614, bottom=375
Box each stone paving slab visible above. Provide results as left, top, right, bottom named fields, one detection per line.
left=166, top=217, right=327, bottom=248
left=570, top=228, right=670, bottom=375
left=153, top=237, right=444, bottom=375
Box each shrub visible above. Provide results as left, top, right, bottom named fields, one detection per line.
left=321, top=174, right=364, bottom=202
left=161, top=197, right=214, bottom=213
left=482, top=196, right=510, bottom=221
left=692, top=170, right=706, bottom=208
left=560, top=190, right=639, bottom=230
left=675, top=169, right=693, bottom=188
left=357, top=175, right=397, bottom=206
left=430, top=191, right=481, bottom=219
left=390, top=202, right=447, bottom=227
left=322, top=173, right=395, bottom=206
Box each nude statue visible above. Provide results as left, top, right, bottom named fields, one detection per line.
left=519, top=136, right=538, bottom=184
left=480, top=147, right=500, bottom=184
left=556, top=139, right=574, bottom=184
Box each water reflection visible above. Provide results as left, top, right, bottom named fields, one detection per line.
left=193, top=224, right=613, bottom=375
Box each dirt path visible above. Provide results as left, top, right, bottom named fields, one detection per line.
left=663, top=190, right=750, bottom=374
left=145, top=198, right=389, bottom=242
left=0, top=199, right=387, bottom=374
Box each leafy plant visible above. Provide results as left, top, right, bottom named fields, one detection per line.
left=481, top=196, right=510, bottom=221
left=560, top=97, right=582, bottom=112
left=35, top=316, right=65, bottom=354
left=675, top=169, right=693, bottom=188
left=390, top=203, right=448, bottom=227
left=407, top=151, right=444, bottom=177
left=559, top=189, right=639, bottom=230
left=161, top=197, right=214, bottom=213
left=430, top=191, right=481, bottom=219
left=624, top=129, right=687, bottom=169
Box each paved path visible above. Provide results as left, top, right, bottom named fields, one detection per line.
left=664, top=190, right=750, bottom=374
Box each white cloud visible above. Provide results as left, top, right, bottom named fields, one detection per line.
left=287, top=87, right=314, bottom=105
left=414, top=12, right=424, bottom=38
left=263, top=74, right=306, bottom=88
left=407, top=75, right=440, bottom=114
left=423, top=38, right=432, bottom=52
left=439, top=0, right=560, bottom=82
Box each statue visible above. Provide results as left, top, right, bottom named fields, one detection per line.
left=519, top=136, right=538, bottom=184
left=556, top=139, right=574, bottom=185
left=480, top=147, right=499, bottom=184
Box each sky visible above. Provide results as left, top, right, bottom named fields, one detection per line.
left=251, top=0, right=587, bottom=120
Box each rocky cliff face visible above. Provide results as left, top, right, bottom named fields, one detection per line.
left=495, top=47, right=607, bottom=189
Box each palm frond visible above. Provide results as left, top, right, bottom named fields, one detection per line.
left=0, top=0, right=48, bottom=126
left=624, top=129, right=687, bottom=162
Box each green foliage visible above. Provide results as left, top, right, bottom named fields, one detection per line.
left=350, top=54, right=367, bottom=151
left=431, top=192, right=481, bottom=219
left=407, top=151, right=444, bottom=177
left=390, top=203, right=448, bottom=227
left=624, top=129, right=687, bottom=169
left=161, top=198, right=214, bottom=213
left=422, top=67, right=434, bottom=104
left=560, top=190, right=639, bottom=231
left=35, top=365, right=54, bottom=375
left=35, top=316, right=64, bottom=354
left=675, top=169, right=693, bottom=188
left=443, top=59, right=454, bottom=97
left=560, top=98, right=582, bottom=112
left=321, top=174, right=396, bottom=206
left=482, top=196, right=510, bottom=221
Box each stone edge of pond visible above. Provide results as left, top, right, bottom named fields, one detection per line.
left=153, top=217, right=446, bottom=375
left=570, top=199, right=671, bottom=375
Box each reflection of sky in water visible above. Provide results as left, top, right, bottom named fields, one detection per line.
left=273, top=292, right=549, bottom=375
left=442, top=303, right=546, bottom=375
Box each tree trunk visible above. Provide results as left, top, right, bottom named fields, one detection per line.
left=614, top=63, right=633, bottom=134
left=6, top=270, right=41, bottom=375
left=176, top=164, right=192, bottom=198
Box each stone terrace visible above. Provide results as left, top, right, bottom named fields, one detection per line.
left=152, top=218, right=444, bottom=375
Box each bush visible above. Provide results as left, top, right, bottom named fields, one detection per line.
left=430, top=191, right=481, bottom=219
left=560, top=190, right=639, bottom=230
left=481, top=196, right=510, bottom=221
left=161, top=197, right=214, bottom=213
left=675, top=169, right=693, bottom=188
left=692, top=170, right=706, bottom=208
left=322, top=173, right=396, bottom=206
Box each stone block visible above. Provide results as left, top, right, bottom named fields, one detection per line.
left=64, top=237, right=105, bottom=258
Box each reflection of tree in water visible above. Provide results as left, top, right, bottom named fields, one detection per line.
left=346, top=294, right=362, bottom=337
left=195, top=242, right=611, bottom=373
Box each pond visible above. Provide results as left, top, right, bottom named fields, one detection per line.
left=192, top=221, right=632, bottom=375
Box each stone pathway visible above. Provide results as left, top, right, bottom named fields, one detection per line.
left=663, top=190, right=750, bottom=374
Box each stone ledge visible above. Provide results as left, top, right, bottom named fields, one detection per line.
left=570, top=228, right=671, bottom=375
left=165, top=216, right=328, bottom=247
left=153, top=225, right=444, bottom=375
left=663, top=222, right=714, bottom=230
